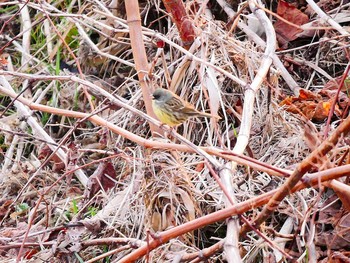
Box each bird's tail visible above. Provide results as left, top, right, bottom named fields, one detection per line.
left=198, top=112, right=221, bottom=120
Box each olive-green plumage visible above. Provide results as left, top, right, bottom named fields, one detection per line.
left=151, top=88, right=219, bottom=127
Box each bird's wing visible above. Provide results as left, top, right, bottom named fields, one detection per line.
left=167, top=92, right=220, bottom=119
left=167, top=95, right=187, bottom=110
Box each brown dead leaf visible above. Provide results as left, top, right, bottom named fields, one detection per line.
left=336, top=213, right=350, bottom=240
left=280, top=97, right=308, bottom=118
left=304, top=123, right=320, bottom=151
left=299, top=88, right=322, bottom=101
left=315, top=195, right=350, bottom=250
left=66, top=226, right=85, bottom=252
left=323, top=77, right=350, bottom=92
left=81, top=219, right=103, bottom=234
left=0, top=56, right=8, bottom=70
left=151, top=211, right=162, bottom=231
left=38, top=144, right=65, bottom=172
left=67, top=142, right=79, bottom=169
left=329, top=251, right=350, bottom=262
left=313, top=101, right=331, bottom=122
left=85, top=162, right=117, bottom=199
left=0, top=223, right=46, bottom=257
left=280, top=88, right=343, bottom=121
left=320, top=89, right=350, bottom=110
left=298, top=100, right=318, bottom=120
left=274, top=0, right=309, bottom=48
left=0, top=199, right=13, bottom=219
left=318, top=251, right=350, bottom=263
left=327, top=180, right=350, bottom=212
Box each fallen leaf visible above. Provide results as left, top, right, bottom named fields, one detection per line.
left=280, top=88, right=343, bottom=121
left=85, top=162, right=117, bottom=199
left=274, top=0, right=309, bottom=48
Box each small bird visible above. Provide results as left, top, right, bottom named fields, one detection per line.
left=151, top=88, right=220, bottom=127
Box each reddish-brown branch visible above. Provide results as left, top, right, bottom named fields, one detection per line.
left=162, top=0, right=197, bottom=49
left=125, top=0, right=162, bottom=134
left=324, top=61, right=350, bottom=138
left=241, top=113, right=350, bottom=235
left=118, top=164, right=350, bottom=262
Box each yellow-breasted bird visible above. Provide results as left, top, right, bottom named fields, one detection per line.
left=151, top=88, right=220, bottom=127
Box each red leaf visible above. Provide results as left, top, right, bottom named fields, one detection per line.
left=85, top=162, right=117, bottom=199
left=156, top=40, right=165, bottom=48
left=274, top=0, right=309, bottom=47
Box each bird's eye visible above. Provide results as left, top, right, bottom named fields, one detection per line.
left=153, top=93, right=160, bottom=99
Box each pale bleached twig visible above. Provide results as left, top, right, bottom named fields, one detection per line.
left=0, top=76, right=88, bottom=186
left=305, top=0, right=350, bottom=36
left=3, top=3, right=33, bottom=180
left=43, top=19, right=53, bottom=56
left=18, top=2, right=31, bottom=76
left=218, top=0, right=276, bottom=261
left=216, top=0, right=300, bottom=95
left=232, top=0, right=276, bottom=167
